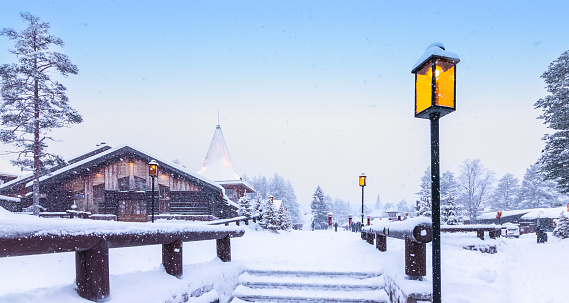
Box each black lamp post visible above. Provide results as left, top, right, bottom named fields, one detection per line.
left=412, top=42, right=459, bottom=303
left=359, top=173, right=367, bottom=224
left=149, top=160, right=158, bottom=223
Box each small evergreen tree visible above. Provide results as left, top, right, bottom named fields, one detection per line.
left=262, top=198, right=279, bottom=232
left=310, top=186, right=328, bottom=230
left=416, top=167, right=432, bottom=217
left=238, top=196, right=253, bottom=217
left=441, top=194, right=459, bottom=225
left=553, top=212, right=569, bottom=239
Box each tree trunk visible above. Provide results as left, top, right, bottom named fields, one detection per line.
left=33, top=78, right=40, bottom=216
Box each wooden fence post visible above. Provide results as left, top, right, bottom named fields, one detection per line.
left=477, top=230, right=485, bottom=240
left=162, top=238, right=183, bottom=278
left=405, top=236, right=426, bottom=278
left=376, top=234, right=387, bottom=252
left=217, top=236, right=231, bottom=262
left=75, top=240, right=110, bottom=302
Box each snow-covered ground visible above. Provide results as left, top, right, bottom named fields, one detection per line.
left=0, top=216, right=567, bottom=302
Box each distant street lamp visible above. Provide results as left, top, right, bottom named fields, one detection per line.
left=149, top=160, right=158, bottom=223
left=412, top=42, right=460, bottom=303
left=359, top=173, right=367, bottom=224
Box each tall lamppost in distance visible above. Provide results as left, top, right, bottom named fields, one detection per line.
left=149, top=160, right=158, bottom=223
left=412, top=42, right=460, bottom=303
left=359, top=173, right=367, bottom=224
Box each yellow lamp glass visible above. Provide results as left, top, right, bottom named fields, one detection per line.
left=414, top=58, right=457, bottom=119
left=149, top=164, right=157, bottom=177
left=359, top=176, right=366, bottom=186
left=415, top=62, right=433, bottom=115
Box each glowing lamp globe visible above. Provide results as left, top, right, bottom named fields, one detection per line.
left=411, top=43, right=460, bottom=119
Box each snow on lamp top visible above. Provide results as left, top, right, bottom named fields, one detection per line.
left=411, top=42, right=460, bottom=73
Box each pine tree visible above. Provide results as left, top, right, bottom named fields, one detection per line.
left=535, top=50, right=569, bottom=194
left=416, top=168, right=432, bottom=217
left=0, top=13, right=82, bottom=215
left=310, top=186, right=328, bottom=230
left=441, top=194, right=459, bottom=225
left=238, top=195, right=253, bottom=217
left=520, top=164, right=561, bottom=209
left=277, top=203, right=292, bottom=231
left=492, top=173, right=521, bottom=210
left=553, top=211, right=569, bottom=239
left=262, top=198, right=279, bottom=232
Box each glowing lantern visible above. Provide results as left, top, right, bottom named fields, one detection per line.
left=412, top=42, right=460, bottom=119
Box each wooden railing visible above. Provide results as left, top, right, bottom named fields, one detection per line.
left=0, top=224, right=244, bottom=302
left=440, top=224, right=502, bottom=240
left=362, top=218, right=432, bottom=278
left=207, top=214, right=262, bottom=226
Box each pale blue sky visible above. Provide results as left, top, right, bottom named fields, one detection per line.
left=0, top=1, right=567, bottom=209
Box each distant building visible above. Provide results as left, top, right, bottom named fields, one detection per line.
left=0, top=145, right=230, bottom=221
left=197, top=124, right=255, bottom=206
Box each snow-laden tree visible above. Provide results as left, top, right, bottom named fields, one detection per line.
left=246, top=173, right=301, bottom=225
left=253, top=195, right=263, bottom=217
left=277, top=203, right=292, bottom=231
left=0, top=13, right=82, bottom=215
left=519, top=164, right=561, bottom=209
left=237, top=195, right=253, bottom=217
left=492, top=173, right=521, bottom=211
left=535, top=50, right=569, bottom=194
left=374, top=194, right=381, bottom=210
left=396, top=200, right=412, bottom=215
left=261, top=198, right=279, bottom=232
left=310, top=186, right=328, bottom=230
left=416, top=168, right=432, bottom=217
left=441, top=194, right=459, bottom=225
left=457, top=159, right=494, bottom=223
left=553, top=211, right=569, bottom=239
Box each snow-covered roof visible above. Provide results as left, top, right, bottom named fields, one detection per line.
left=22, top=145, right=223, bottom=192
left=411, top=42, right=460, bottom=73
left=477, top=209, right=531, bottom=220
left=521, top=207, right=567, bottom=220
left=197, top=125, right=242, bottom=182
left=0, top=195, right=20, bottom=202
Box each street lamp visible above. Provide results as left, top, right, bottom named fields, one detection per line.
left=412, top=42, right=460, bottom=303
left=149, top=160, right=158, bottom=223
left=359, top=173, right=367, bottom=224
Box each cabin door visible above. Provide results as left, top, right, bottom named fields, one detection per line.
left=117, top=200, right=147, bottom=222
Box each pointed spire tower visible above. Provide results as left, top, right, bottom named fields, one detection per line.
left=198, top=124, right=241, bottom=181
left=197, top=123, right=255, bottom=203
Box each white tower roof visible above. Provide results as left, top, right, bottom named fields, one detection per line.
left=197, top=125, right=241, bottom=182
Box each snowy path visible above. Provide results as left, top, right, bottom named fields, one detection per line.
left=0, top=226, right=568, bottom=302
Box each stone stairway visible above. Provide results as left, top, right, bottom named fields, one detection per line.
left=230, top=269, right=389, bottom=303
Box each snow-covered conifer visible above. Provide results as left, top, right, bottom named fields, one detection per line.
left=535, top=50, right=569, bottom=194
left=238, top=196, right=253, bottom=217
left=310, top=186, right=328, bottom=230
left=553, top=211, right=569, bottom=239
left=262, top=198, right=279, bottom=232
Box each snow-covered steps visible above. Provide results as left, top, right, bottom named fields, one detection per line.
left=231, top=270, right=388, bottom=303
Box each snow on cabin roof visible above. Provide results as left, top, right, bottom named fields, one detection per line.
left=23, top=145, right=223, bottom=192
left=478, top=209, right=531, bottom=220
left=521, top=207, right=567, bottom=220
left=197, top=125, right=242, bottom=182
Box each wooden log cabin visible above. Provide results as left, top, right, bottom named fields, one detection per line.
left=0, top=145, right=235, bottom=221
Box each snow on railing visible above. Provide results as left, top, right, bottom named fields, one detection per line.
left=207, top=214, right=262, bottom=226
left=0, top=211, right=244, bottom=302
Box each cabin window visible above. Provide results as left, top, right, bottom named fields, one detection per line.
left=159, top=185, right=170, bottom=199
left=225, top=189, right=234, bottom=198
left=118, top=177, right=129, bottom=191
left=134, top=176, right=146, bottom=191
left=93, top=184, right=105, bottom=209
